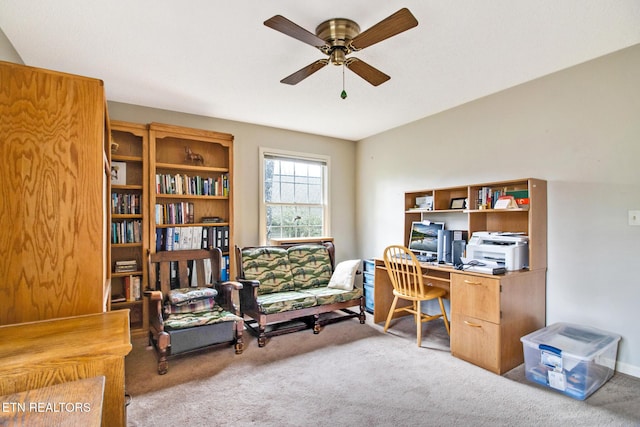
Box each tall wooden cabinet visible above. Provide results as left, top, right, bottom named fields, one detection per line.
left=0, top=61, right=109, bottom=325
left=109, top=121, right=149, bottom=336
left=149, top=123, right=235, bottom=279
left=402, top=178, right=547, bottom=374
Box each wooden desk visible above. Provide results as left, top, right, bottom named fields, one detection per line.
left=374, top=259, right=546, bottom=374
left=373, top=260, right=453, bottom=324
left=0, top=376, right=105, bottom=426
left=0, top=311, right=132, bottom=426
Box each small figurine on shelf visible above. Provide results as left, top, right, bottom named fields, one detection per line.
left=185, top=146, right=204, bottom=165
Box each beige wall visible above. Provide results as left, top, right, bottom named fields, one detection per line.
left=356, top=44, right=640, bottom=376
left=107, top=103, right=358, bottom=262
left=4, top=25, right=639, bottom=376
left=0, top=27, right=22, bottom=64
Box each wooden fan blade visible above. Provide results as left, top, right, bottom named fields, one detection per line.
left=264, top=15, right=328, bottom=49
left=281, top=60, right=328, bottom=85
left=346, top=58, right=390, bottom=86
left=350, top=8, right=418, bottom=50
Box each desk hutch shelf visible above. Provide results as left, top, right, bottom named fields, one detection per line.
left=404, top=178, right=547, bottom=270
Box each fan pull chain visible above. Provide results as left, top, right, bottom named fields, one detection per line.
left=341, top=63, right=347, bottom=99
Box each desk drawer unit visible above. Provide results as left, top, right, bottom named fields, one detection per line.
left=450, top=270, right=546, bottom=374
left=450, top=273, right=502, bottom=373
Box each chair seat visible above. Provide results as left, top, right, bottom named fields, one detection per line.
left=164, top=306, right=242, bottom=330
left=393, top=286, right=446, bottom=301
left=257, top=291, right=317, bottom=314
left=301, top=287, right=363, bottom=305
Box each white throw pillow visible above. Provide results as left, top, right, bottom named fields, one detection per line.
left=328, top=259, right=361, bottom=291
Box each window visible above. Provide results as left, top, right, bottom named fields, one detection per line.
left=260, top=148, right=329, bottom=244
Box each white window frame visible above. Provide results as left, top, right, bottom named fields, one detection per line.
left=259, top=147, right=330, bottom=245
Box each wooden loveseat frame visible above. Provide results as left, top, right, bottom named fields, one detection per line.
left=235, top=242, right=366, bottom=347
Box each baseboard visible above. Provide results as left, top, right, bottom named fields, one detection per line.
left=616, top=360, right=640, bottom=378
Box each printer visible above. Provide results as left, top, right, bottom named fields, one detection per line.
left=466, top=232, right=529, bottom=271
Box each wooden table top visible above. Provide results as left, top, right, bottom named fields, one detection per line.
left=0, top=376, right=105, bottom=427
left=0, top=310, right=132, bottom=373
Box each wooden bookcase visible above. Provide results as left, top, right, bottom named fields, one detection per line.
left=149, top=123, right=235, bottom=279
left=1, top=61, right=109, bottom=325
left=109, top=121, right=149, bottom=336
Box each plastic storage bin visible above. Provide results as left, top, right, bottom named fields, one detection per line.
left=520, top=322, right=620, bottom=400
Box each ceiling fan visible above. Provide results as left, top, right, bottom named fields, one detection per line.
left=264, top=8, right=418, bottom=87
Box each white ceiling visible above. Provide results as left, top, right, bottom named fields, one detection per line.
left=2, top=1, right=639, bottom=141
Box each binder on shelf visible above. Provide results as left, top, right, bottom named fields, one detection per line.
left=192, top=226, right=203, bottom=249
left=166, top=228, right=175, bottom=251
left=220, top=255, right=230, bottom=281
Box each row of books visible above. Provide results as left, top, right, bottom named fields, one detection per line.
left=111, top=219, right=143, bottom=244
left=111, top=274, right=141, bottom=302
left=477, top=187, right=530, bottom=209
left=155, top=225, right=230, bottom=252
left=155, top=202, right=195, bottom=225
left=155, top=173, right=229, bottom=197
left=111, top=192, right=142, bottom=215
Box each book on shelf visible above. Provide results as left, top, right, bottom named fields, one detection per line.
left=124, top=277, right=131, bottom=301
left=115, top=260, right=138, bottom=273
left=115, top=266, right=137, bottom=273
left=111, top=294, right=126, bottom=303
left=132, top=276, right=141, bottom=300
left=202, top=216, right=223, bottom=223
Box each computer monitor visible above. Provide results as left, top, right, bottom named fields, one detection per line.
left=408, top=221, right=444, bottom=256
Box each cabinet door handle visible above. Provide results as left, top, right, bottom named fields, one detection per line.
left=464, top=320, right=482, bottom=328
left=463, top=280, right=482, bottom=285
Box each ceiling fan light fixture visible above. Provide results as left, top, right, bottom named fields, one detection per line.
left=264, top=8, right=418, bottom=86
left=330, top=48, right=346, bottom=65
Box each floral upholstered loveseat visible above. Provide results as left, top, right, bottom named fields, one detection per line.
left=235, top=242, right=365, bottom=347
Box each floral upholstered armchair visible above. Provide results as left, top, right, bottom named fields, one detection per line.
left=146, top=248, right=243, bottom=374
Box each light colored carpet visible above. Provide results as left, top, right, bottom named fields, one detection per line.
left=125, top=314, right=640, bottom=426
